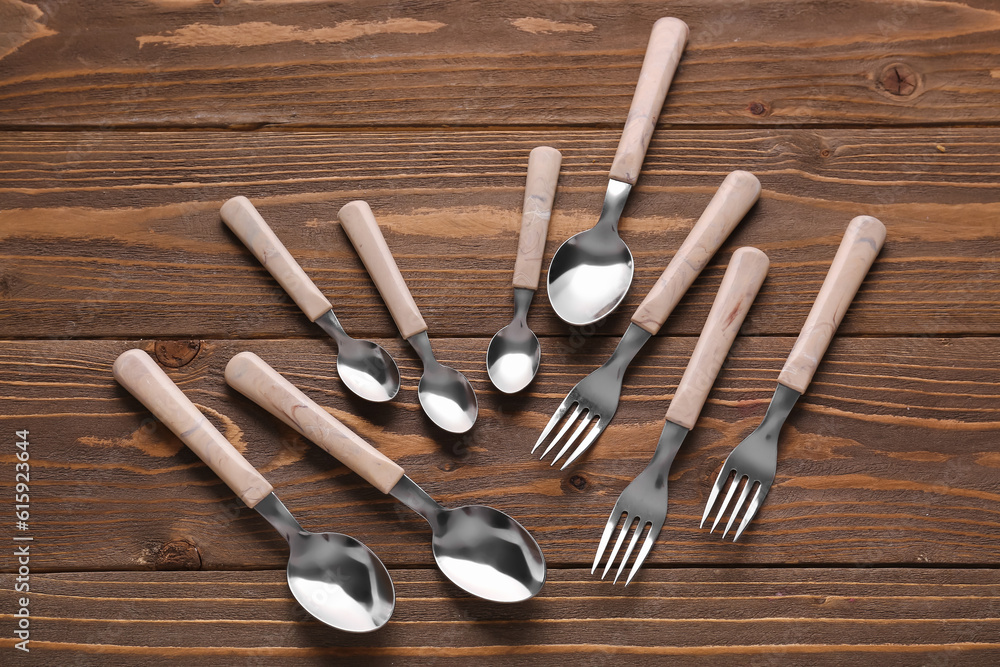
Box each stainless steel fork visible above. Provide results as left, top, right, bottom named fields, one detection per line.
left=534, top=170, right=761, bottom=469
left=701, top=215, right=886, bottom=540
left=593, top=247, right=769, bottom=584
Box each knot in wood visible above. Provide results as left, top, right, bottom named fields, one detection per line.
left=878, top=63, right=919, bottom=97
left=569, top=474, right=587, bottom=490
left=748, top=102, right=768, bottom=116
left=154, top=539, right=202, bottom=570
left=154, top=340, right=202, bottom=368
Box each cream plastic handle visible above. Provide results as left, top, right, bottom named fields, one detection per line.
left=225, top=352, right=405, bottom=494
left=778, top=215, right=886, bottom=394
left=631, top=170, right=761, bottom=334
left=666, top=247, right=769, bottom=430
left=512, top=146, right=562, bottom=290
left=220, top=196, right=332, bottom=322
left=608, top=17, right=689, bottom=185
left=338, top=201, right=427, bottom=340
left=112, top=349, right=273, bottom=508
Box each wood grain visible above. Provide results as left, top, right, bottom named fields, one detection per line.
left=1, top=1, right=999, bottom=128
left=1, top=336, right=997, bottom=572
left=1, top=568, right=998, bottom=665
left=0, top=128, right=998, bottom=339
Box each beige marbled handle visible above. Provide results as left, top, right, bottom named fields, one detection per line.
left=666, top=247, right=769, bottom=430
left=512, top=146, right=562, bottom=289
left=608, top=17, right=689, bottom=185
left=225, top=352, right=405, bottom=494
left=778, top=215, right=887, bottom=394
left=112, top=349, right=273, bottom=508
left=220, top=196, right=332, bottom=322
left=631, top=170, right=761, bottom=334
left=338, top=200, right=427, bottom=340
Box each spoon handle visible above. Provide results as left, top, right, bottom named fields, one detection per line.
left=513, top=146, right=562, bottom=290
left=112, top=349, right=273, bottom=508
left=220, top=196, right=333, bottom=322
left=608, top=17, right=688, bottom=185
left=225, top=351, right=405, bottom=494
left=777, top=215, right=886, bottom=394
left=338, top=201, right=428, bottom=340
left=666, top=247, right=769, bottom=430
left=631, top=170, right=761, bottom=334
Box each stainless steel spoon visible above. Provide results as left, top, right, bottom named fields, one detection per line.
left=487, top=146, right=562, bottom=393
left=337, top=200, right=478, bottom=433
left=226, top=351, right=546, bottom=602
left=546, top=18, right=689, bottom=325
left=221, top=196, right=400, bottom=403
left=113, top=349, right=395, bottom=632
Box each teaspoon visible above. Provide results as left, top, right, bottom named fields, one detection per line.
left=221, top=196, right=401, bottom=403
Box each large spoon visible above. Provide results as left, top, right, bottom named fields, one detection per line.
left=487, top=146, right=562, bottom=393
left=221, top=196, right=401, bottom=403
left=546, top=18, right=689, bottom=325
left=113, top=349, right=395, bottom=632
left=226, top=351, right=546, bottom=602
left=337, top=200, right=478, bottom=433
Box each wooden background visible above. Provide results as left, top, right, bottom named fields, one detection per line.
left=1, top=0, right=999, bottom=664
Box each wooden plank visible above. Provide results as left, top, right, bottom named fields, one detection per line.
left=1, top=128, right=998, bottom=339
left=2, top=0, right=999, bottom=128
left=1, top=568, right=998, bottom=665
left=1, top=337, right=997, bottom=571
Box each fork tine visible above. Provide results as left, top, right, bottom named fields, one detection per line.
left=538, top=403, right=582, bottom=459
left=733, top=481, right=770, bottom=541
left=625, top=523, right=662, bottom=586
left=613, top=521, right=647, bottom=584
left=549, top=410, right=594, bottom=466
left=601, top=514, right=634, bottom=579
left=700, top=467, right=730, bottom=528
left=710, top=473, right=743, bottom=533
left=532, top=398, right=574, bottom=453
left=721, top=479, right=755, bottom=539
left=559, top=417, right=607, bottom=470
left=592, top=509, right=622, bottom=574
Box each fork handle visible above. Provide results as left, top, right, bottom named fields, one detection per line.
left=338, top=200, right=428, bottom=340
left=225, top=351, right=405, bottom=494
left=220, top=196, right=333, bottom=322
left=513, top=146, right=562, bottom=290
left=113, top=349, right=273, bottom=508
left=608, top=17, right=688, bottom=185
left=777, top=215, right=886, bottom=394
left=631, top=170, right=761, bottom=334
left=666, top=247, right=769, bottom=430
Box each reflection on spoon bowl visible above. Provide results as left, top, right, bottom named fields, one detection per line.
left=547, top=231, right=634, bottom=326
left=335, top=338, right=401, bottom=403
left=417, top=364, right=478, bottom=433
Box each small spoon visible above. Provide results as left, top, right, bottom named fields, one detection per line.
left=226, top=351, right=546, bottom=602
left=113, top=349, right=394, bottom=632
left=547, top=18, right=689, bottom=325
left=487, top=146, right=562, bottom=393
left=221, top=196, right=401, bottom=403
left=338, top=200, right=478, bottom=433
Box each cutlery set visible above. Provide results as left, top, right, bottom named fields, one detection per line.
left=109, top=16, right=887, bottom=631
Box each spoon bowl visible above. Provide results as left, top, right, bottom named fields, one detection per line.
left=417, top=357, right=478, bottom=433
left=546, top=226, right=634, bottom=326
left=429, top=504, right=546, bottom=602
left=486, top=316, right=540, bottom=394
left=333, top=334, right=401, bottom=403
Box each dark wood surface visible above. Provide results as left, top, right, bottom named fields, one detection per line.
left=1, top=0, right=999, bottom=664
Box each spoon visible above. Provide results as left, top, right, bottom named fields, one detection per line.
left=487, top=146, right=562, bottom=393
left=220, top=196, right=401, bottom=403
left=112, top=349, right=395, bottom=632
left=546, top=18, right=689, bottom=325
left=337, top=200, right=478, bottom=433
left=226, top=351, right=546, bottom=602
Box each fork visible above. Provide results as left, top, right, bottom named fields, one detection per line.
left=534, top=170, right=761, bottom=469
left=701, top=215, right=886, bottom=540
left=593, top=247, right=769, bottom=584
